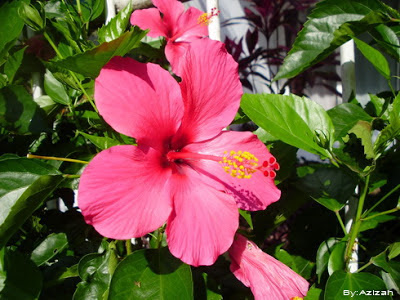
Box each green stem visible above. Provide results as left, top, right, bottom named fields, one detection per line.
left=76, top=0, right=82, bottom=16
left=388, top=80, right=396, bottom=98
left=345, top=175, right=370, bottom=269
left=335, top=211, right=347, bottom=236
left=126, top=239, right=132, bottom=255
left=362, top=207, right=400, bottom=221
left=43, top=32, right=98, bottom=113
left=62, top=174, right=81, bottom=178
left=355, top=261, right=372, bottom=273
left=156, top=229, right=164, bottom=249
left=363, top=184, right=400, bottom=217
left=27, top=153, right=88, bottom=164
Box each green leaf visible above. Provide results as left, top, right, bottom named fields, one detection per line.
left=0, top=249, right=42, bottom=300
left=78, top=131, right=120, bottom=150
left=30, top=233, right=69, bottom=266
left=73, top=241, right=118, bottom=300
left=51, top=28, right=147, bottom=78
left=371, top=251, right=400, bottom=294
left=0, top=85, right=49, bottom=134
left=274, top=247, right=315, bottom=279
left=18, top=1, right=45, bottom=31
left=359, top=214, right=395, bottom=232
left=305, top=286, right=323, bottom=300
left=327, top=103, right=373, bottom=140
left=316, top=238, right=341, bottom=283
left=370, top=24, right=400, bottom=61
left=254, top=127, right=278, bottom=143
left=98, top=1, right=132, bottom=43
left=80, top=0, right=105, bottom=22
left=44, top=69, right=70, bottom=105
left=4, top=47, right=26, bottom=84
left=327, top=242, right=346, bottom=275
left=33, top=95, right=56, bottom=114
left=0, top=156, right=62, bottom=248
left=274, top=0, right=393, bottom=80
left=353, top=37, right=391, bottom=80
left=108, top=247, right=193, bottom=299
left=296, top=165, right=357, bottom=211
left=241, top=93, right=334, bottom=157
left=388, top=242, right=400, bottom=260
left=343, top=120, right=375, bottom=159
left=325, top=271, right=392, bottom=300
left=374, top=93, right=400, bottom=154
left=0, top=0, right=27, bottom=58
left=369, top=94, right=389, bottom=119
left=239, top=209, right=253, bottom=229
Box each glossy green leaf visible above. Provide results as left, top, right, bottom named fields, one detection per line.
left=274, top=247, right=315, bottom=279
left=0, top=0, right=27, bottom=58
left=80, top=0, right=105, bottom=22
left=354, top=37, right=391, bottom=80
left=241, top=93, right=334, bottom=157
left=327, top=103, right=373, bottom=140
left=296, top=165, right=357, bottom=211
left=51, top=28, right=147, bottom=78
left=359, top=214, right=395, bottom=232
left=108, top=247, right=193, bottom=300
left=0, top=156, right=62, bottom=248
left=18, top=1, right=45, bottom=31
left=79, top=131, right=120, bottom=150
left=0, top=249, right=42, bottom=300
left=44, top=69, right=70, bottom=105
left=305, top=286, right=323, bottom=300
left=4, top=47, right=26, bottom=84
left=239, top=209, right=253, bottom=229
left=31, top=233, right=69, bottom=266
left=316, top=238, right=340, bottom=282
left=374, top=93, right=400, bottom=154
left=343, top=120, right=375, bottom=159
left=388, top=242, right=400, bottom=260
left=0, top=85, right=48, bottom=134
left=98, top=1, right=132, bottom=43
left=325, top=271, right=392, bottom=300
left=371, top=251, right=400, bottom=293
left=370, top=24, right=400, bottom=61
left=73, top=241, right=118, bottom=300
left=327, top=242, right=346, bottom=275
left=33, top=95, right=56, bottom=114
left=274, top=0, right=393, bottom=80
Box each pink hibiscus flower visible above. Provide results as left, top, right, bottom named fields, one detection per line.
left=130, top=0, right=218, bottom=74
left=78, top=39, right=280, bottom=266
left=229, top=234, right=309, bottom=300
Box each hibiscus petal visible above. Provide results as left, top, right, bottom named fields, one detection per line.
left=165, top=42, right=190, bottom=76
left=175, top=7, right=208, bottom=41
left=166, top=166, right=238, bottom=266
left=152, top=0, right=185, bottom=25
left=78, top=145, right=173, bottom=239
left=184, top=131, right=281, bottom=211
left=229, top=235, right=309, bottom=300
left=95, top=56, right=183, bottom=151
left=173, top=39, right=242, bottom=146
left=130, top=8, right=167, bottom=37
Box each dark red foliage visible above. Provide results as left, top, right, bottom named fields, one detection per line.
left=25, top=34, right=56, bottom=61
left=224, top=0, right=340, bottom=94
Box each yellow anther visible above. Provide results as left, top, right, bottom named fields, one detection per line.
left=219, top=150, right=259, bottom=179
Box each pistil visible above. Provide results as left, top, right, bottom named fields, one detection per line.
left=167, top=150, right=279, bottom=180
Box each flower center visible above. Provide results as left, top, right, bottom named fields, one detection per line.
left=166, top=150, right=279, bottom=179
left=197, top=7, right=220, bottom=26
